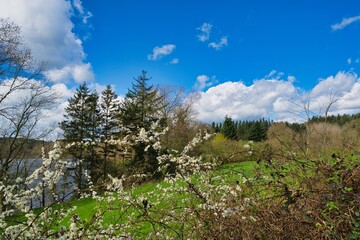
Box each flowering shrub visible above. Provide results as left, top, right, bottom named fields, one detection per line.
left=1, top=123, right=359, bottom=239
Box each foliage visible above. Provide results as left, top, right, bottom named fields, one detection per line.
left=60, top=83, right=101, bottom=190
left=3, top=15, right=360, bottom=240
left=200, top=133, right=257, bottom=164
left=212, top=118, right=272, bottom=142
left=251, top=151, right=360, bottom=239
left=1, top=119, right=360, bottom=238
left=120, top=71, right=165, bottom=178
left=309, top=112, right=360, bottom=126
left=220, top=116, right=238, bottom=140
left=120, top=70, right=164, bottom=132
left=341, top=118, right=360, bottom=152
left=99, top=85, right=121, bottom=180
left=161, top=92, right=202, bottom=152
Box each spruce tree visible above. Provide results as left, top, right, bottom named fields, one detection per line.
left=87, top=90, right=102, bottom=182
left=61, top=83, right=101, bottom=192
left=248, top=120, right=267, bottom=142
left=120, top=71, right=165, bottom=177
left=221, top=116, right=238, bottom=140
left=120, top=70, right=164, bottom=131
left=99, top=85, right=121, bottom=180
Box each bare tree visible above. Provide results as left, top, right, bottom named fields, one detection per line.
left=0, top=18, right=57, bottom=212
left=162, top=92, right=202, bottom=151
left=321, top=90, right=341, bottom=149
left=158, top=85, right=184, bottom=121
left=287, top=90, right=341, bottom=156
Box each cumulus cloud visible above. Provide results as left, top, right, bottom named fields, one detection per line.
left=208, top=36, right=228, bottom=50
left=308, top=71, right=360, bottom=115
left=194, top=75, right=217, bottom=91
left=331, top=15, right=360, bottom=31
left=0, top=0, right=94, bottom=83
left=148, top=44, right=176, bottom=60
left=195, top=77, right=296, bottom=122
left=46, top=63, right=94, bottom=83
left=170, top=58, right=179, bottom=64
left=51, top=83, right=74, bottom=99
left=197, top=23, right=212, bottom=42
left=194, top=71, right=360, bottom=123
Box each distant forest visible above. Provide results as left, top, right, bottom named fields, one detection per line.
left=211, top=112, right=360, bottom=142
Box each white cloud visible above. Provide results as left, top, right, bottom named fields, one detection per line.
left=195, top=78, right=297, bottom=122
left=331, top=15, right=360, bottom=31
left=208, top=36, right=228, bottom=50
left=0, top=0, right=94, bottom=83
left=287, top=75, right=296, bottom=83
left=46, top=63, right=94, bottom=83
left=264, top=70, right=284, bottom=80
left=311, top=71, right=356, bottom=97
left=195, top=71, right=360, bottom=123
left=348, top=58, right=360, bottom=64
left=194, top=75, right=217, bottom=91
left=148, top=44, right=176, bottom=60
left=73, top=0, right=93, bottom=24
left=51, top=83, right=74, bottom=99
left=197, top=23, right=212, bottom=42
left=170, top=58, right=179, bottom=64
left=309, top=71, right=360, bottom=115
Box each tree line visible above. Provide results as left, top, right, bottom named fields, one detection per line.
left=211, top=116, right=272, bottom=142
left=309, top=113, right=360, bottom=126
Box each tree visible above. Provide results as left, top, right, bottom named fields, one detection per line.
left=99, top=85, right=121, bottom=180
left=221, top=116, right=238, bottom=140
left=0, top=18, right=57, bottom=212
left=163, top=93, right=201, bottom=152
left=87, top=90, right=102, bottom=181
left=248, top=120, right=267, bottom=142
left=61, top=83, right=101, bottom=192
left=120, top=71, right=165, bottom=177
left=120, top=71, right=164, bottom=131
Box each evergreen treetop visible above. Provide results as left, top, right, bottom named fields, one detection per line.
left=120, top=70, right=164, bottom=131
left=221, top=116, right=238, bottom=140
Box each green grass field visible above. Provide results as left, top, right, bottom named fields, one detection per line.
left=3, top=161, right=258, bottom=236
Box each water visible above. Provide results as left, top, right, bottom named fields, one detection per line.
left=4, top=158, right=77, bottom=209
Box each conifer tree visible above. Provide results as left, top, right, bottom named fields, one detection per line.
left=61, top=83, right=101, bottom=192
left=99, top=85, right=121, bottom=179
left=248, top=120, right=267, bottom=142
left=120, top=71, right=165, bottom=177
left=120, top=70, right=164, bottom=132
left=87, top=90, right=102, bottom=181
left=221, top=116, right=238, bottom=140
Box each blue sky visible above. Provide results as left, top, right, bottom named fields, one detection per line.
left=80, top=0, right=360, bottom=93
left=1, top=0, right=360, bottom=129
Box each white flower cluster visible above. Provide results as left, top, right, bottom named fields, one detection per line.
left=157, top=130, right=216, bottom=176
left=0, top=142, right=74, bottom=239
left=0, top=122, right=258, bottom=239
left=133, top=121, right=168, bottom=151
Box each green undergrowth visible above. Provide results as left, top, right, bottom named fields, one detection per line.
left=4, top=155, right=359, bottom=238
left=3, top=161, right=257, bottom=233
